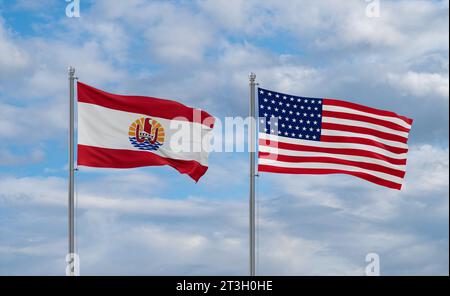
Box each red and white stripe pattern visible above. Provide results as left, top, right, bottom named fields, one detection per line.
left=77, top=82, right=215, bottom=182
left=258, top=91, right=413, bottom=190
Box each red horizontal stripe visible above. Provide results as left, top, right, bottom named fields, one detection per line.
left=258, top=165, right=402, bottom=190
left=320, top=135, right=408, bottom=154
left=77, top=82, right=215, bottom=128
left=322, top=110, right=410, bottom=132
left=323, top=99, right=413, bottom=125
left=77, top=144, right=208, bottom=182
left=259, top=152, right=405, bottom=178
left=259, top=139, right=407, bottom=166
left=322, top=122, right=408, bottom=144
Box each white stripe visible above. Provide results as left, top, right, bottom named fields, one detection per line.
left=258, top=133, right=407, bottom=159
left=322, top=117, right=410, bottom=139
left=258, top=158, right=403, bottom=184
left=258, top=145, right=406, bottom=171
left=321, top=129, right=409, bottom=149
left=322, top=104, right=412, bottom=129
left=78, top=102, right=212, bottom=166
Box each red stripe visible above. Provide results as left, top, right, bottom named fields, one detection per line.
left=323, top=98, right=413, bottom=125
left=322, top=110, right=410, bottom=132
left=322, top=122, right=408, bottom=144
left=259, top=139, right=407, bottom=165
left=77, top=82, right=215, bottom=128
left=258, top=165, right=402, bottom=190
left=77, top=145, right=208, bottom=182
left=258, top=152, right=405, bottom=178
left=320, top=135, right=408, bottom=154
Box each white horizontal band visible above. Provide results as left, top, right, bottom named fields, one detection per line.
left=322, top=104, right=412, bottom=129
left=258, top=158, right=403, bottom=184
left=321, top=129, right=409, bottom=149
left=259, top=133, right=408, bottom=159
left=322, top=117, right=410, bottom=139
left=78, top=102, right=212, bottom=166
left=258, top=145, right=406, bottom=171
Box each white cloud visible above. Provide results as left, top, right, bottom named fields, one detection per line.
left=387, top=71, right=449, bottom=99
left=0, top=18, right=29, bottom=80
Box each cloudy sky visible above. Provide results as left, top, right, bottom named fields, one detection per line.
left=0, top=0, right=448, bottom=275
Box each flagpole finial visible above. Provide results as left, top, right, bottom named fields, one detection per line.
left=68, top=66, right=75, bottom=76
left=249, top=72, right=256, bottom=82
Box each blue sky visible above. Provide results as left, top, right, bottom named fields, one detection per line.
left=0, top=0, right=448, bottom=275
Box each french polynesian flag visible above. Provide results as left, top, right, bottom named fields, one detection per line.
left=77, top=82, right=215, bottom=182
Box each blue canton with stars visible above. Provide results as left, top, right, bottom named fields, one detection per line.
left=258, top=88, right=324, bottom=141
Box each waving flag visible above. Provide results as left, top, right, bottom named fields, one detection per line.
left=77, top=82, right=214, bottom=182
left=257, top=88, right=413, bottom=190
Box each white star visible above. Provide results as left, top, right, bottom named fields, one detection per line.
left=281, top=124, right=286, bottom=128
left=285, top=117, right=289, bottom=121
left=291, top=133, right=295, bottom=137
left=288, top=125, right=292, bottom=129
left=295, top=126, right=299, bottom=130
left=264, top=128, right=268, bottom=132
left=302, top=127, right=307, bottom=131
left=304, top=99, right=308, bottom=103
left=318, top=114, right=321, bottom=117
left=290, top=97, right=294, bottom=101
left=314, top=107, right=318, bottom=111
left=271, top=100, right=275, bottom=104
left=299, top=119, right=303, bottom=123
left=297, top=98, right=301, bottom=102
left=286, top=103, right=290, bottom=107
left=264, top=113, right=268, bottom=117
left=318, top=100, right=322, bottom=104
left=309, top=127, right=313, bottom=131
left=282, top=109, right=286, bottom=113
left=292, top=118, right=296, bottom=122
left=268, top=92, right=272, bottom=96
left=300, top=106, right=304, bottom=109
left=296, top=112, right=300, bottom=116
left=307, top=120, right=310, bottom=124
left=311, top=100, right=315, bottom=104
left=267, top=106, right=272, bottom=110
left=310, top=113, right=314, bottom=117
left=260, top=119, right=264, bottom=123
left=289, top=111, right=293, bottom=115
left=278, top=130, right=281, bottom=134
left=275, top=94, right=279, bottom=98
left=260, top=90, right=264, bottom=94
left=299, top=134, right=303, bottom=138
left=275, top=107, right=279, bottom=112
left=307, top=106, right=311, bottom=110
left=293, top=104, right=297, bottom=108
left=303, top=113, right=307, bottom=117
left=263, top=98, right=268, bottom=102
left=316, top=128, right=320, bottom=132
left=278, top=101, right=283, bottom=106
left=260, top=105, right=264, bottom=109
left=283, top=96, right=287, bottom=100
left=313, top=135, right=317, bottom=139
left=284, top=132, right=288, bottom=136
left=305, top=134, right=310, bottom=139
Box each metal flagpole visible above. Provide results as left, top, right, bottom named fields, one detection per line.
left=68, top=66, right=76, bottom=276
left=249, top=73, right=256, bottom=276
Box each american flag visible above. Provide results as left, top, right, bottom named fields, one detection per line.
left=257, top=88, right=413, bottom=190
